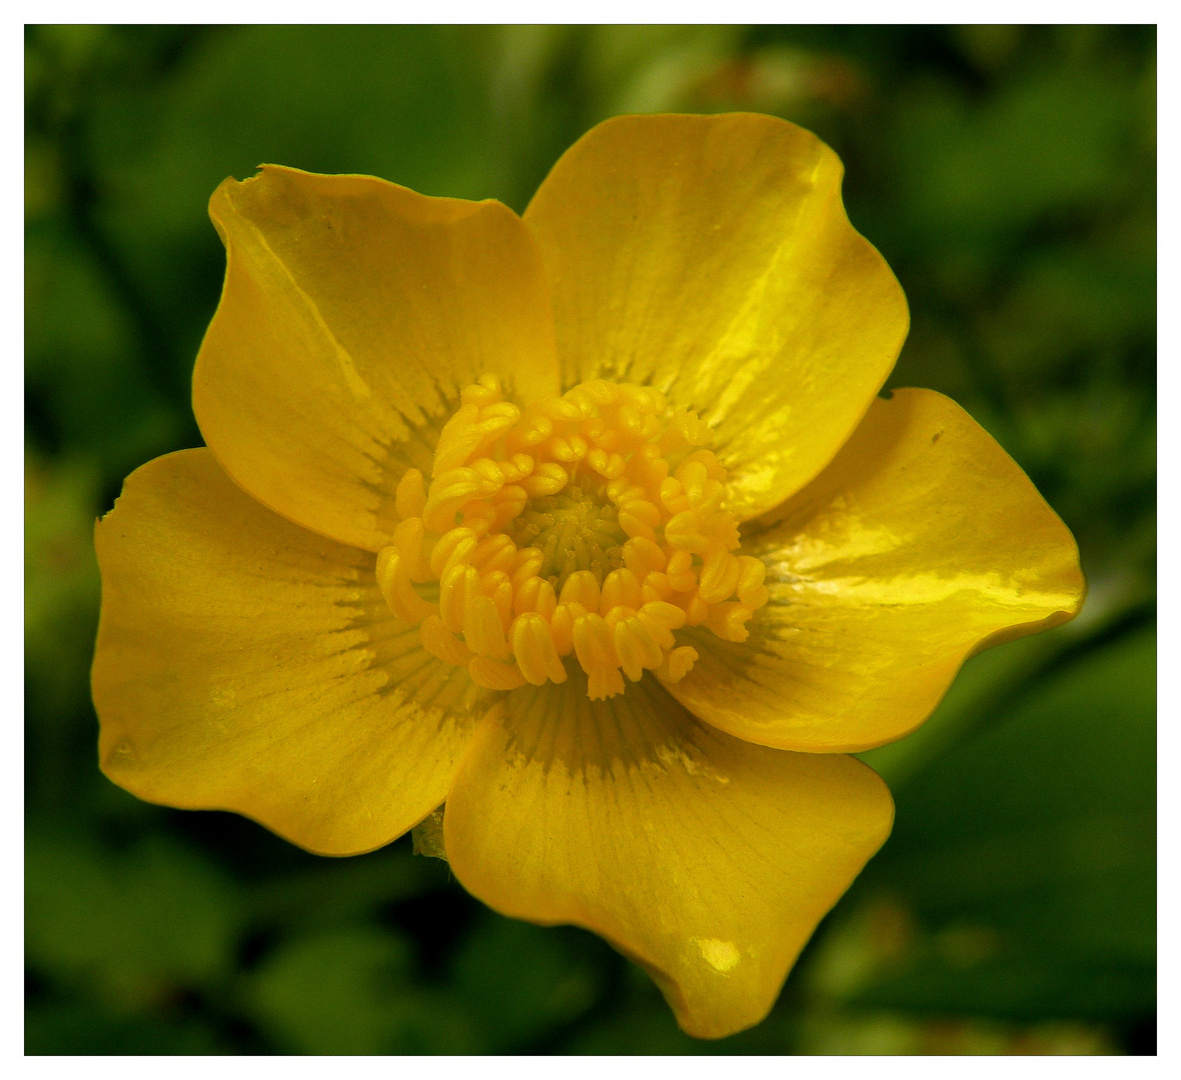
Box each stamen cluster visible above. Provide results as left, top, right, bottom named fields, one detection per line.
left=375, top=375, right=769, bottom=700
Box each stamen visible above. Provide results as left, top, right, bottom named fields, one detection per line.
left=376, top=375, right=770, bottom=699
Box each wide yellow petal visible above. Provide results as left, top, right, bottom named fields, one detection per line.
left=193, top=165, right=560, bottom=553
left=443, top=672, right=893, bottom=1039
left=92, top=449, right=492, bottom=855
left=668, top=388, right=1085, bottom=753
left=523, top=112, right=908, bottom=521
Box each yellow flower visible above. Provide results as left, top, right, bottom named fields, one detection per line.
left=91, top=113, right=1084, bottom=1039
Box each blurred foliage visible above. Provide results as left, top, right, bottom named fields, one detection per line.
left=25, top=24, right=1155, bottom=1054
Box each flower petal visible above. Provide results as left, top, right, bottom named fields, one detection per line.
left=194, top=165, right=560, bottom=552
left=443, top=672, right=893, bottom=1039
left=92, top=449, right=492, bottom=855
left=667, top=388, right=1085, bottom=753
left=523, top=112, right=908, bottom=520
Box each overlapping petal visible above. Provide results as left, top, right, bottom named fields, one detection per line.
left=666, top=389, right=1085, bottom=753
left=92, top=449, right=491, bottom=855
left=193, top=166, right=560, bottom=553
left=523, top=112, right=909, bottom=521
left=443, top=671, right=893, bottom=1039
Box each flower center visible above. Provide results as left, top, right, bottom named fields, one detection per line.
left=511, top=486, right=627, bottom=590
left=375, top=374, right=769, bottom=700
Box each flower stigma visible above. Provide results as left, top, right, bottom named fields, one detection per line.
left=375, top=374, right=770, bottom=700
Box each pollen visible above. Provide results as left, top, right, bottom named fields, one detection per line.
left=374, top=374, right=769, bottom=700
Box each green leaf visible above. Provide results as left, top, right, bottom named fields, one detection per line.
left=25, top=830, right=241, bottom=1009
left=246, top=925, right=480, bottom=1054
left=452, top=914, right=605, bottom=1051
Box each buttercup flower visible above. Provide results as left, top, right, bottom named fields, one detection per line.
left=92, top=113, right=1084, bottom=1038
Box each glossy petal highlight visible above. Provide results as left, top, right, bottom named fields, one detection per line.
left=668, top=389, right=1085, bottom=752
left=523, top=112, right=908, bottom=520
left=92, top=449, right=490, bottom=855
left=194, top=166, right=560, bottom=552
left=443, top=672, right=894, bottom=1039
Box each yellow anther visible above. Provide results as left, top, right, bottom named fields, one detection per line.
left=628, top=443, right=668, bottom=487
left=472, top=533, right=516, bottom=573
left=621, top=498, right=661, bottom=529
left=684, top=449, right=726, bottom=479
left=395, top=468, right=427, bottom=520
left=546, top=437, right=571, bottom=461
left=570, top=379, right=619, bottom=407
left=375, top=547, right=435, bottom=624
left=439, top=564, right=480, bottom=634
left=489, top=485, right=529, bottom=531
left=698, top=547, right=741, bottom=604
left=376, top=375, right=768, bottom=699
left=431, top=526, right=479, bottom=579
left=640, top=600, right=687, bottom=630
left=508, top=414, right=553, bottom=450
left=736, top=554, right=766, bottom=588
left=468, top=656, right=527, bottom=691
left=466, top=404, right=523, bottom=463
left=459, top=503, right=497, bottom=537
left=683, top=594, right=711, bottom=626
left=703, top=510, right=741, bottom=551
left=665, top=551, right=697, bottom=592
left=623, top=536, right=666, bottom=578
left=498, top=453, right=534, bottom=483
left=606, top=479, right=646, bottom=505
left=618, top=507, right=659, bottom=544
left=573, top=612, right=618, bottom=675
left=460, top=372, right=503, bottom=406
left=706, top=602, right=755, bottom=642
left=464, top=594, right=512, bottom=659
left=665, top=508, right=710, bottom=553
left=613, top=615, right=664, bottom=682
left=481, top=400, right=519, bottom=421
left=520, top=462, right=569, bottom=498
left=422, top=467, right=502, bottom=533
left=513, top=575, right=542, bottom=616
left=469, top=458, right=504, bottom=487
left=482, top=570, right=515, bottom=632
left=549, top=602, right=580, bottom=655
left=600, top=568, right=642, bottom=613
left=618, top=384, right=666, bottom=413
left=638, top=601, right=686, bottom=649
left=641, top=571, right=674, bottom=603
left=511, top=549, right=545, bottom=588
left=587, top=448, right=626, bottom=479
left=431, top=403, right=481, bottom=475
left=677, top=460, right=709, bottom=500
left=696, top=479, right=726, bottom=514
left=512, top=613, right=568, bottom=685
left=618, top=403, right=644, bottom=436
left=659, top=476, right=691, bottom=514
left=393, top=516, right=432, bottom=582
left=420, top=614, right=473, bottom=666
left=602, top=604, right=632, bottom=632
left=541, top=396, right=585, bottom=422
left=658, top=646, right=698, bottom=683
left=580, top=418, right=609, bottom=446
left=559, top=570, right=601, bottom=611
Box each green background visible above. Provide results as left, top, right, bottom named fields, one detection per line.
left=25, top=24, right=1155, bottom=1055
